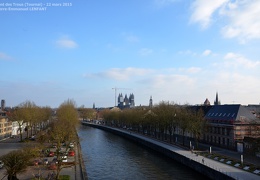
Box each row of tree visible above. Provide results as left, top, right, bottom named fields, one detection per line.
left=9, top=101, right=52, bottom=142
left=1, top=99, right=79, bottom=180
left=101, top=101, right=206, bottom=147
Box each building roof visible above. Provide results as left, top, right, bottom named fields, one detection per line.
left=205, top=104, right=259, bottom=123
left=189, top=105, right=213, bottom=116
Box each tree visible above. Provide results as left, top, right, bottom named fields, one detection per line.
left=0, top=148, right=39, bottom=180
left=178, top=106, right=192, bottom=146
left=49, top=99, right=79, bottom=180
left=190, top=108, right=206, bottom=148
left=78, top=108, right=96, bottom=121
left=18, top=101, right=38, bottom=138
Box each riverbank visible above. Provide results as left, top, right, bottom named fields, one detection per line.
left=76, top=132, right=88, bottom=180
left=82, top=121, right=259, bottom=180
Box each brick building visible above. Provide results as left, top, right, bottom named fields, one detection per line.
left=203, top=104, right=260, bottom=151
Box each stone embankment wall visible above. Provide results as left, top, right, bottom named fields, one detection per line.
left=76, top=132, right=88, bottom=180
left=82, top=122, right=234, bottom=180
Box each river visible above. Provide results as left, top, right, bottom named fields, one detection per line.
left=78, top=125, right=207, bottom=180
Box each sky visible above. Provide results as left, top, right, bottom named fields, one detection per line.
left=1, top=0, right=260, bottom=108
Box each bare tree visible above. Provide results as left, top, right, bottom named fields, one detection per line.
left=0, top=147, right=39, bottom=180
left=49, top=99, right=79, bottom=180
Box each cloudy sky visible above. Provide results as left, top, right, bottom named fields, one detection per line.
left=1, top=0, right=260, bottom=108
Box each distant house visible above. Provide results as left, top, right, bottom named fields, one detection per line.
left=203, top=104, right=260, bottom=151
left=0, top=110, right=12, bottom=140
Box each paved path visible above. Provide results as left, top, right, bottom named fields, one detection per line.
left=130, top=131, right=259, bottom=180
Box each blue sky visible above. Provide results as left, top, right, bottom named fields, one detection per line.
left=1, top=0, right=260, bottom=108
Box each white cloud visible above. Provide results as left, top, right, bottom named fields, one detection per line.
left=185, top=67, right=202, bottom=74
left=82, top=62, right=260, bottom=106
left=190, top=0, right=228, bottom=29
left=142, top=74, right=195, bottom=91
left=84, top=67, right=153, bottom=81
left=0, top=52, right=12, bottom=60
left=202, top=49, right=212, bottom=56
left=139, top=48, right=153, bottom=56
left=220, top=0, right=260, bottom=42
left=56, top=36, right=78, bottom=49
left=209, top=71, right=260, bottom=104
left=224, top=52, right=260, bottom=69
left=190, top=0, right=260, bottom=42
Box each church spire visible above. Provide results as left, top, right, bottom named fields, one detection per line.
left=214, top=92, right=221, bottom=105
left=149, top=96, right=153, bottom=108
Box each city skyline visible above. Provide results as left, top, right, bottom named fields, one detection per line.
left=1, top=0, right=260, bottom=108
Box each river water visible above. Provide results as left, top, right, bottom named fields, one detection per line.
left=78, top=125, right=206, bottom=180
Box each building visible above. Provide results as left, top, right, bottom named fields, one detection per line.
left=1, top=99, right=5, bottom=111
left=203, top=104, right=260, bottom=151
left=203, top=98, right=210, bottom=106
left=117, top=93, right=135, bottom=109
left=0, top=110, right=12, bottom=140
left=214, top=92, right=221, bottom=105
left=149, top=96, right=153, bottom=108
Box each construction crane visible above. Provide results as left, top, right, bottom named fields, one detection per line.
left=112, top=87, right=131, bottom=107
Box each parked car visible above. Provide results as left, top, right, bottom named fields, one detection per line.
left=29, top=135, right=36, bottom=140
left=43, top=158, right=49, bottom=165
left=61, top=155, right=67, bottom=159
left=0, top=161, right=4, bottom=168
left=52, top=158, right=58, bottom=164
left=48, top=151, right=55, bottom=157
left=68, top=150, right=75, bottom=156
left=49, top=162, right=57, bottom=170
left=69, top=142, right=74, bottom=148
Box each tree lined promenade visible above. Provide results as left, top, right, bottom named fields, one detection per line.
left=83, top=121, right=260, bottom=180
left=97, top=102, right=260, bottom=178
left=102, top=101, right=206, bottom=148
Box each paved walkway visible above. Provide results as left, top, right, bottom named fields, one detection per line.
left=131, top=131, right=259, bottom=180
left=84, top=122, right=260, bottom=180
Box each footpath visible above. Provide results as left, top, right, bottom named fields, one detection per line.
left=83, top=122, right=260, bottom=180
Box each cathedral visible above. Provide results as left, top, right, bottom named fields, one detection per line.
left=117, top=93, right=135, bottom=109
